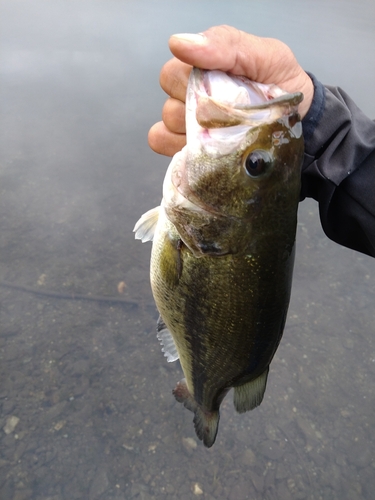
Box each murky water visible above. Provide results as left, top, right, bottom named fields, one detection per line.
left=0, top=1, right=374, bottom=499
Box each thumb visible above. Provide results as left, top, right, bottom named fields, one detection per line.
left=169, top=25, right=297, bottom=83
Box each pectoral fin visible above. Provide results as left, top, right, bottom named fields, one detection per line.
left=233, top=367, right=269, bottom=413
left=133, top=206, right=160, bottom=242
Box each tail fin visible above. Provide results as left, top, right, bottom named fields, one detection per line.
left=173, top=379, right=220, bottom=448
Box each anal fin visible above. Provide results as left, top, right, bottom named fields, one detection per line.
left=233, top=367, right=269, bottom=413
left=173, top=379, right=219, bottom=448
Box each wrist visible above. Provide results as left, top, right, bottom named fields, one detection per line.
left=298, top=72, right=314, bottom=119
left=301, top=73, right=326, bottom=142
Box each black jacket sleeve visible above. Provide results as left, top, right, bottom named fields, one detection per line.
left=300, top=74, right=375, bottom=257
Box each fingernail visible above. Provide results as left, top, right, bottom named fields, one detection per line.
left=171, top=33, right=206, bottom=44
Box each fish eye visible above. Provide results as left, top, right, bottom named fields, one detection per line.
left=243, top=149, right=273, bottom=178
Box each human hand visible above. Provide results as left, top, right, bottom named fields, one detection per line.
left=148, top=25, right=314, bottom=157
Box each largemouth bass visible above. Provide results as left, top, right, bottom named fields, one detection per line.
left=134, top=68, right=304, bottom=447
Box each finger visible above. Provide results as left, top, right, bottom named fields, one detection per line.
left=148, top=122, right=186, bottom=157
left=162, top=98, right=186, bottom=134
left=160, top=58, right=191, bottom=101
left=169, top=25, right=297, bottom=83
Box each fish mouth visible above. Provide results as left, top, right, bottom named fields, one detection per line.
left=186, top=68, right=303, bottom=156
left=190, top=68, right=303, bottom=129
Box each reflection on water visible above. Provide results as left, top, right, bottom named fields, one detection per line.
left=0, top=1, right=374, bottom=499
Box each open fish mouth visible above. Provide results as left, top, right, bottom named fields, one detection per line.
left=186, top=68, right=303, bottom=156
left=191, top=68, right=303, bottom=121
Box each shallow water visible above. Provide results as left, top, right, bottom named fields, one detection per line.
left=0, top=1, right=374, bottom=499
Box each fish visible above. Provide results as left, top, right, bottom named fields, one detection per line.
left=134, top=68, right=304, bottom=447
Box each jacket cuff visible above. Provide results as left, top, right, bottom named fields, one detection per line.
left=301, top=72, right=326, bottom=143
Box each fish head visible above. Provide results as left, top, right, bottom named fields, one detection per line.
left=162, top=68, right=304, bottom=257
